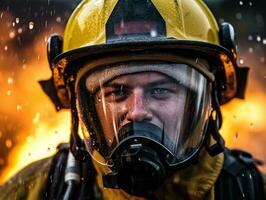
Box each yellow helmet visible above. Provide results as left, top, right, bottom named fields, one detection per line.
left=63, top=0, right=219, bottom=51
left=40, top=1, right=250, bottom=194
left=45, top=0, right=246, bottom=109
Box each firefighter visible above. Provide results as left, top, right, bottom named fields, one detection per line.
left=0, top=0, right=265, bottom=199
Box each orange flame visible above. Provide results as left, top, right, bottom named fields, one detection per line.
left=221, top=85, right=266, bottom=172
left=0, top=12, right=70, bottom=184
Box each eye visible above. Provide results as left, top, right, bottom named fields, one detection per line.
left=149, top=88, right=172, bottom=99
left=105, top=87, right=129, bottom=102
left=151, top=88, right=169, bottom=94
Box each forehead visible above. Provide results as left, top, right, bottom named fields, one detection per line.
left=104, top=72, right=176, bottom=87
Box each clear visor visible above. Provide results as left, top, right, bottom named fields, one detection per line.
left=77, top=62, right=211, bottom=167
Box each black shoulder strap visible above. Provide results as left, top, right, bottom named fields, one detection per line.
left=43, top=143, right=69, bottom=200
left=215, top=149, right=265, bottom=200
left=43, top=143, right=98, bottom=200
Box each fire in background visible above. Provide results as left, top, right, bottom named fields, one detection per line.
left=0, top=0, right=265, bottom=184
left=0, top=0, right=78, bottom=183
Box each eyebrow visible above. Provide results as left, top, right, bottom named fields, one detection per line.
left=104, top=78, right=179, bottom=89
left=145, top=79, right=178, bottom=88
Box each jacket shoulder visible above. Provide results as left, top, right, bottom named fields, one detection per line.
left=0, top=157, right=53, bottom=200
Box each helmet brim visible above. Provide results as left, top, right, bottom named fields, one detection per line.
left=54, top=39, right=236, bottom=69
left=52, top=39, right=237, bottom=107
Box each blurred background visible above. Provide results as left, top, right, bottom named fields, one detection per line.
left=0, top=0, right=265, bottom=184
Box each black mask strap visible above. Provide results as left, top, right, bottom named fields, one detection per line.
left=205, top=83, right=225, bottom=156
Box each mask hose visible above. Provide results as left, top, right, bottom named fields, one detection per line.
left=61, top=77, right=87, bottom=200
left=63, top=152, right=80, bottom=200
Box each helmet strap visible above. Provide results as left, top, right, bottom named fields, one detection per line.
left=205, top=84, right=225, bottom=156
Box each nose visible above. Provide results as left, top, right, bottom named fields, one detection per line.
left=126, top=89, right=152, bottom=122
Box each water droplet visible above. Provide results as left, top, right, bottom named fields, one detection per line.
left=5, top=139, right=12, bottom=148
left=150, top=30, right=157, bottom=37
left=263, top=39, right=266, bottom=45
left=239, top=58, right=244, bottom=65
left=9, top=31, right=16, bottom=39
left=16, top=104, right=22, bottom=111
left=22, top=64, right=27, bottom=69
left=56, top=17, right=61, bottom=23
left=0, top=158, right=4, bottom=165
left=15, top=17, right=19, bottom=24
left=7, top=90, right=12, bottom=96
left=249, top=122, right=254, bottom=129
left=18, top=28, right=23, bottom=34
left=12, top=22, right=15, bottom=27
left=33, top=113, right=41, bottom=124
left=249, top=2, right=253, bottom=6
left=29, top=21, right=34, bottom=30
left=248, top=47, right=253, bottom=53
left=7, top=77, right=14, bottom=84
left=236, top=13, right=242, bottom=20
left=248, top=35, right=253, bottom=41
left=120, top=20, right=125, bottom=28
left=173, top=174, right=180, bottom=183
left=26, top=136, right=33, bottom=143
left=4, top=45, right=8, bottom=51
left=239, top=1, right=243, bottom=5
left=256, top=35, right=261, bottom=42
left=256, top=14, right=264, bottom=27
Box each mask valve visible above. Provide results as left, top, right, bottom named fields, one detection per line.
left=103, top=142, right=166, bottom=196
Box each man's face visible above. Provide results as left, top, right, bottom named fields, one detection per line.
left=94, top=72, right=187, bottom=146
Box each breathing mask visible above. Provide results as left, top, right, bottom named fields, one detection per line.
left=76, top=60, right=212, bottom=196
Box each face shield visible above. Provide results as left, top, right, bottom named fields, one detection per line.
left=76, top=60, right=212, bottom=168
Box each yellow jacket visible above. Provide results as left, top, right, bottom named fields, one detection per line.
left=0, top=157, right=52, bottom=200
left=0, top=149, right=265, bottom=200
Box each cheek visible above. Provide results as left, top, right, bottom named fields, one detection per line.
left=95, top=102, right=115, bottom=143
left=96, top=101, right=126, bottom=144
left=153, top=101, right=181, bottom=121
left=150, top=96, right=186, bottom=136
left=151, top=96, right=185, bottom=120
